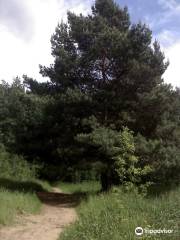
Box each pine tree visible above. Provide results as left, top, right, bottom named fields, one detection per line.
left=24, top=0, right=179, bottom=188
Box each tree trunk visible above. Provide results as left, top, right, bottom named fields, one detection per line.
left=100, top=170, right=112, bottom=191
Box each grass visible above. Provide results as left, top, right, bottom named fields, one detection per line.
left=0, top=188, right=41, bottom=225
left=60, top=183, right=180, bottom=240
left=0, top=178, right=51, bottom=225
left=0, top=146, right=53, bottom=225
left=55, top=181, right=101, bottom=194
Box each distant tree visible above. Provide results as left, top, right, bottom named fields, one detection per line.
left=0, top=77, right=25, bottom=149
left=0, top=78, right=48, bottom=162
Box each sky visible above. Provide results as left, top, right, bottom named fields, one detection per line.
left=0, top=0, right=179, bottom=87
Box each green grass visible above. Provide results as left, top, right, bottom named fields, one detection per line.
left=0, top=188, right=41, bottom=225
left=0, top=178, right=51, bottom=225
left=0, top=145, right=52, bottom=226
left=60, top=184, right=180, bottom=240
left=55, top=181, right=101, bottom=194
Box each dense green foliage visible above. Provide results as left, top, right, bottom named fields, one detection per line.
left=77, top=127, right=142, bottom=189
left=0, top=1, right=179, bottom=238
left=0, top=144, right=37, bottom=180
left=0, top=0, right=179, bottom=191
left=60, top=183, right=179, bottom=240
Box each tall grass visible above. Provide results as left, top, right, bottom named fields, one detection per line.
left=0, top=188, right=41, bottom=225
left=0, top=145, right=52, bottom=225
left=0, top=180, right=51, bottom=225
left=60, top=184, right=180, bottom=240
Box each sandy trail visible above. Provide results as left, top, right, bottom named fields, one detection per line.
left=0, top=188, right=77, bottom=240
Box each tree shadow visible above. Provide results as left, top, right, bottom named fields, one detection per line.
left=0, top=178, right=46, bottom=193
left=0, top=178, right=95, bottom=208
left=143, top=182, right=180, bottom=199
left=37, top=191, right=87, bottom=208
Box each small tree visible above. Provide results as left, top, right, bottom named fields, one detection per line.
left=77, top=126, right=140, bottom=190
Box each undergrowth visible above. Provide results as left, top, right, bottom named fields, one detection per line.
left=0, top=145, right=52, bottom=225
left=60, top=183, right=180, bottom=240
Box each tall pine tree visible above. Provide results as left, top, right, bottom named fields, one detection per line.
left=24, top=0, right=179, bottom=189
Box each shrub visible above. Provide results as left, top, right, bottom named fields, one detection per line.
left=135, top=134, right=180, bottom=187
left=77, top=126, right=147, bottom=190
left=0, top=144, right=37, bottom=180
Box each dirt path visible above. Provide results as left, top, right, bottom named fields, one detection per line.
left=0, top=188, right=77, bottom=240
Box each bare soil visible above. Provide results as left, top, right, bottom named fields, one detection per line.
left=0, top=188, right=77, bottom=240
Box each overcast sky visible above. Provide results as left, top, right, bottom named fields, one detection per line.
left=0, top=0, right=179, bottom=87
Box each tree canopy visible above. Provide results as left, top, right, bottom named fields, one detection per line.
left=0, top=0, right=179, bottom=190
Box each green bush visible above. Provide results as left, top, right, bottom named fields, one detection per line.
left=135, top=134, right=180, bottom=186
left=77, top=126, right=147, bottom=190
left=0, top=144, right=37, bottom=180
